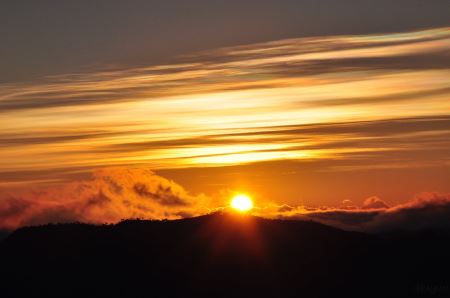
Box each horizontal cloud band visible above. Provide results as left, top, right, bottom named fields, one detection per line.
left=1, top=167, right=449, bottom=235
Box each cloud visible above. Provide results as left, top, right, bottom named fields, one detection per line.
left=133, top=183, right=188, bottom=206
left=1, top=27, right=449, bottom=113
left=362, top=196, right=390, bottom=209
left=1, top=168, right=450, bottom=235
left=0, top=168, right=210, bottom=230
left=340, top=199, right=358, bottom=210
left=1, top=28, right=450, bottom=186
left=266, top=192, right=450, bottom=233
left=366, top=192, right=450, bottom=232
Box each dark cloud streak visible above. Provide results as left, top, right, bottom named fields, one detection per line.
left=2, top=0, right=449, bottom=83
left=1, top=28, right=449, bottom=112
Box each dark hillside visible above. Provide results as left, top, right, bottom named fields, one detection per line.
left=1, top=213, right=449, bottom=298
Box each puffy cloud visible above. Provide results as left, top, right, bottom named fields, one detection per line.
left=277, top=204, right=295, bottom=212
left=340, top=199, right=358, bottom=210
left=362, top=196, right=390, bottom=209
left=260, top=205, right=382, bottom=231
left=366, top=192, right=450, bottom=232
left=0, top=168, right=210, bottom=230
left=1, top=169, right=449, bottom=235
left=265, top=192, right=450, bottom=233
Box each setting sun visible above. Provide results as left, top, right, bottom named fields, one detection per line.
left=230, top=194, right=254, bottom=212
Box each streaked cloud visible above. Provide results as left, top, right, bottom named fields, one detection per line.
left=0, top=27, right=449, bottom=190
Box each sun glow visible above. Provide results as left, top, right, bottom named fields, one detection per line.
left=230, top=194, right=254, bottom=212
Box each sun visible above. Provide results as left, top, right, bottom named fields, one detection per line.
left=230, top=194, right=254, bottom=212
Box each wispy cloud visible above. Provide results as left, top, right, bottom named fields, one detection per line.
left=1, top=27, right=449, bottom=186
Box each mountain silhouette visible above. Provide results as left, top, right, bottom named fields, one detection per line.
left=1, top=212, right=449, bottom=298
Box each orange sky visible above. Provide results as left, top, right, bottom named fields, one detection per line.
left=1, top=27, right=450, bottom=224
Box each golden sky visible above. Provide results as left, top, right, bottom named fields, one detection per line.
left=1, top=27, right=450, bottom=223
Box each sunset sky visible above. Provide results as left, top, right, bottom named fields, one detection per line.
left=1, top=1, right=449, bottom=230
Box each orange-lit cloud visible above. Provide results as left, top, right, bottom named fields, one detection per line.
left=0, top=27, right=449, bottom=208
left=259, top=192, right=450, bottom=233
left=0, top=168, right=211, bottom=230
left=1, top=167, right=449, bottom=234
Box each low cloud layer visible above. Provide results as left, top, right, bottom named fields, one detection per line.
left=1, top=167, right=449, bottom=234
left=268, top=192, right=450, bottom=233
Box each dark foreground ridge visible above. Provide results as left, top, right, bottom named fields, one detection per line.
left=1, top=212, right=449, bottom=298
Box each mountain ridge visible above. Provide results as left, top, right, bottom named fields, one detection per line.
left=1, top=213, right=448, bottom=298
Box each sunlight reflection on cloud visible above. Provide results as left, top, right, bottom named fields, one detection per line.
left=0, top=27, right=449, bottom=186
